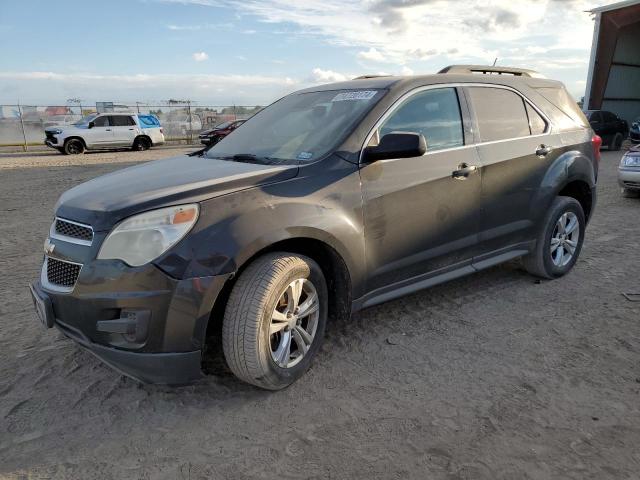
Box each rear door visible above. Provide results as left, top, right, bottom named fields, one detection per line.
left=360, top=86, right=483, bottom=293
left=464, top=85, right=560, bottom=257
left=110, top=115, right=139, bottom=146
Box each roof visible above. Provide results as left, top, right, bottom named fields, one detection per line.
left=590, top=0, right=640, bottom=13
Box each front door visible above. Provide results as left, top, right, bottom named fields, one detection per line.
left=83, top=115, right=113, bottom=147
left=360, top=87, right=483, bottom=294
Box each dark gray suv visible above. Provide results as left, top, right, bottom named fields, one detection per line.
left=30, top=65, right=600, bottom=389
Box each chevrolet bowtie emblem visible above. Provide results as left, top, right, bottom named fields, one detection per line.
left=44, top=238, right=55, bottom=255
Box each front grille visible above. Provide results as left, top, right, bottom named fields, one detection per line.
left=54, top=218, right=93, bottom=243
left=45, top=132, right=58, bottom=144
left=630, top=131, right=640, bottom=141
left=46, top=257, right=81, bottom=289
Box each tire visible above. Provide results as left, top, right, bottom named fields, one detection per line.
left=523, top=196, right=586, bottom=279
left=222, top=252, right=328, bottom=390
left=622, top=187, right=640, bottom=198
left=132, top=136, right=151, bottom=151
left=56, top=147, right=65, bottom=154
left=63, top=138, right=84, bottom=155
left=610, top=132, right=623, bottom=151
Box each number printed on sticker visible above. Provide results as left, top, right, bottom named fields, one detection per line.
left=331, top=90, right=377, bottom=102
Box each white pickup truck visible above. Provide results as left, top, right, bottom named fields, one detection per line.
left=44, top=113, right=165, bottom=154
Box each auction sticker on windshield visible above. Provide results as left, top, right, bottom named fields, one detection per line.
left=331, top=91, right=377, bottom=102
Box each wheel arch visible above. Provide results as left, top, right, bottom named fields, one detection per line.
left=134, top=134, right=153, bottom=147
left=204, top=235, right=353, bottom=350
left=63, top=136, right=87, bottom=149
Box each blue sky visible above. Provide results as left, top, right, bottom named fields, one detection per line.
left=0, top=0, right=604, bottom=105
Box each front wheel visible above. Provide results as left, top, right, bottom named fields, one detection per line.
left=523, top=196, right=586, bottom=279
left=222, top=253, right=328, bottom=390
left=63, top=138, right=84, bottom=155
left=610, top=132, right=623, bottom=151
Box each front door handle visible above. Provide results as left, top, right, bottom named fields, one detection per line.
left=105, top=128, right=112, bottom=131
left=536, top=144, right=553, bottom=157
left=128, top=128, right=135, bottom=130
left=452, top=163, right=478, bottom=180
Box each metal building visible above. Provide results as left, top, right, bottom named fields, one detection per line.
left=584, top=0, right=640, bottom=124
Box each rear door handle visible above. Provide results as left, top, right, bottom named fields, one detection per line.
left=128, top=128, right=135, bottom=130
left=536, top=144, right=552, bottom=157
left=452, top=163, right=478, bottom=180
left=105, top=128, right=112, bottom=131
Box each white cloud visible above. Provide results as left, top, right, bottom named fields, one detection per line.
left=192, top=51, right=209, bottom=62
left=357, top=47, right=386, bottom=62
left=309, top=68, right=351, bottom=83
left=400, top=66, right=414, bottom=76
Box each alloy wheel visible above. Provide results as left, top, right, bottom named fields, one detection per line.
left=269, top=278, right=319, bottom=368
left=550, top=211, right=580, bottom=267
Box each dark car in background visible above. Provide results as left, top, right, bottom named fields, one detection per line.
left=198, top=120, right=245, bottom=145
left=30, top=65, right=599, bottom=390
left=630, top=117, right=640, bottom=144
left=586, top=110, right=628, bottom=151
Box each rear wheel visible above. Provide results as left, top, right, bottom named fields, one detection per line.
left=222, top=252, right=328, bottom=390
left=132, top=137, right=151, bottom=151
left=523, top=196, right=586, bottom=279
left=63, top=138, right=84, bottom=155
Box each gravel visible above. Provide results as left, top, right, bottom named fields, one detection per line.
left=1, top=148, right=639, bottom=479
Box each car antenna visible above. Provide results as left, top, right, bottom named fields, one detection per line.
left=492, top=58, right=498, bottom=66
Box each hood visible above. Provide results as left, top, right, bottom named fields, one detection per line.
left=56, top=154, right=299, bottom=231
left=45, top=124, right=85, bottom=133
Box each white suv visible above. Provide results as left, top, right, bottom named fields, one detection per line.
left=44, top=113, right=165, bottom=155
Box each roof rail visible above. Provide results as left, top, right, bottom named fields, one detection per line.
left=352, top=75, right=393, bottom=80
left=438, top=65, right=545, bottom=78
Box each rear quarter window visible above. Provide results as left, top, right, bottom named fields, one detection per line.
left=534, top=86, right=589, bottom=130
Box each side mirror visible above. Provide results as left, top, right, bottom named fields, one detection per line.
left=88, top=121, right=94, bottom=128
left=363, top=132, right=427, bottom=162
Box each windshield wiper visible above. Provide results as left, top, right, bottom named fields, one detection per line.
left=215, top=154, right=290, bottom=165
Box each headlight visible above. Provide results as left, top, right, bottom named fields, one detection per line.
left=621, top=155, right=640, bottom=168
left=97, top=204, right=199, bottom=266
left=50, top=129, right=63, bottom=135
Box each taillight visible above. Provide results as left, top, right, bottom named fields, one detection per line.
left=592, top=134, right=602, bottom=166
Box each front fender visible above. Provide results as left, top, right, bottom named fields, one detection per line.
left=155, top=159, right=366, bottom=296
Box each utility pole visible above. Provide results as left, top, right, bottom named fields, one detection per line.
left=17, top=101, right=28, bottom=152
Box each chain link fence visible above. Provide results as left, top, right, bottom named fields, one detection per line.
left=0, top=103, right=263, bottom=149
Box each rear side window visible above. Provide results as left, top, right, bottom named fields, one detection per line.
left=111, top=115, right=134, bottom=127
left=468, top=87, right=530, bottom=142
left=378, top=87, right=464, bottom=151
left=526, top=103, right=547, bottom=135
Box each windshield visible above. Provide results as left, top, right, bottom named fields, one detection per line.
left=205, top=89, right=384, bottom=164
left=74, top=114, right=98, bottom=126
left=215, top=121, right=232, bottom=129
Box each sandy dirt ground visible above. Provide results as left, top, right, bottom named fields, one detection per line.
left=0, top=148, right=639, bottom=479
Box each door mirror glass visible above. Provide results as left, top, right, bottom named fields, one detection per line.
left=88, top=121, right=94, bottom=129
left=363, top=132, right=426, bottom=162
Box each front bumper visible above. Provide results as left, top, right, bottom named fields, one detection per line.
left=32, top=252, right=231, bottom=384
left=618, top=167, right=640, bottom=190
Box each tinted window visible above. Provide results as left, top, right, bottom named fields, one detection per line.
left=589, top=111, right=602, bottom=123
left=111, top=115, right=134, bottom=127
left=378, top=88, right=463, bottom=151
left=93, top=116, right=109, bottom=127
left=526, top=103, right=547, bottom=135
left=602, top=111, right=616, bottom=122
left=468, top=87, right=530, bottom=142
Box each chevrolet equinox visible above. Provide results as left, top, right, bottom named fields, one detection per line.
left=30, top=65, right=600, bottom=390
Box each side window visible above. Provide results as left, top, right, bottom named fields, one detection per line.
left=93, top=116, right=109, bottom=127
left=111, top=115, right=131, bottom=127
left=127, top=116, right=137, bottom=126
left=378, top=87, right=464, bottom=152
left=590, top=111, right=602, bottom=124
left=602, top=112, right=616, bottom=123
left=468, top=87, right=530, bottom=142
left=526, top=103, right=547, bottom=135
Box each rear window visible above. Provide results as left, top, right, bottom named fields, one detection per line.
left=468, top=87, right=530, bottom=142
left=535, top=87, right=589, bottom=129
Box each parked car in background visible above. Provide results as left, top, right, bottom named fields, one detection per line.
left=31, top=65, right=599, bottom=389
left=585, top=110, right=628, bottom=151
left=198, top=120, right=245, bottom=145
left=619, top=145, right=640, bottom=197
left=44, top=113, right=164, bottom=154
left=630, top=117, right=640, bottom=144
